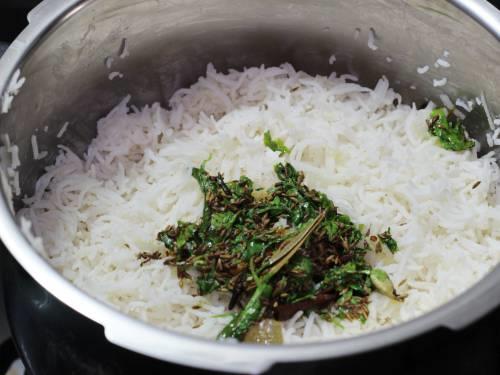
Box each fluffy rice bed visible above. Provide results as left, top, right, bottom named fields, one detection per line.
left=20, top=64, right=500, bottom=343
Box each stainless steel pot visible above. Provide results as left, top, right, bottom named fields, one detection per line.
left=0, top=0, right=499, bottom=373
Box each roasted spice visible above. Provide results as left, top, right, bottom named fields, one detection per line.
left=145, top=162, right=400, bottom=341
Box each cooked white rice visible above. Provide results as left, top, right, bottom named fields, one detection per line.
left=119, top=38, right=130, bottom=59
left=417, top=65, right=429, bottom=74
left=105, top=57, right=114, bottom=69
left=439, top=94, right=454, bottom=110
left=31, top=135, right=39, bottom=160
left=108, top=72, right=124, bottom=81
left=367, top=28, right=378, bottom=51
left=433, top=77, right=447, bottom=87
left=19, top=64, right=500, bottom=343
left=435, top=58, right=450, bottom=68
left=57, top=122, right=70, bottom=138
left=456, top=98, right=472, bottom=112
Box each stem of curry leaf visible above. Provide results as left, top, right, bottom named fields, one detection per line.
left=216, top=212, right=325, bottom=341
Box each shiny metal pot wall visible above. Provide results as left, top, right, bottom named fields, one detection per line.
left=0, top=0, right=499, bottom=373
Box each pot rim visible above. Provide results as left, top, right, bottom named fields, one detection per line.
left=0, top=0, right=499, bottom=373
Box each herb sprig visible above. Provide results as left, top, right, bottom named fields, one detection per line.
left=263, top=131, right=290, bottom=156
left=427, top=108, right=475, bottom=151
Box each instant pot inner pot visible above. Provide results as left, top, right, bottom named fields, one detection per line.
left=3, top=0, right=500, bottom=224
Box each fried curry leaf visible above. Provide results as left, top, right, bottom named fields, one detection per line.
left=210, top=212, right=238, bottom=231
left=289, top=255, right=313, bottom=279
left=378, top=228, right=398, bottom=254
left=197, top=269, right=220, bottom=295
left=321, top=262, right=372, bottom=295
left=427, top=107, right=475, bottom=151
left=263, top=130, right=290, bottom=156
left=148, top=162, right=401, bottom=342
left=218, top=212, right=325, bottom=340
left=175, top=222, right=197, bottom=249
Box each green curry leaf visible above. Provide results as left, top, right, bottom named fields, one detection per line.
left=427, top=108, right=475, bottom=151
left=264, top=131, right=290, bottom=156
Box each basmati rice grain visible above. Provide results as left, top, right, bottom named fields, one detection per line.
left=105, top=57, right=114, bottom=69
left=57, top=122, right=69, bottom=138
left=119, top=38, right=130, bottom=59
left=12, top=170, right=20, bottom=196
left=433, top=78, right=447, bottom=87
left=340, top=74, right=359, bottom=82
left=480, top=92, right=495, bottom=130
left=417, top=65, right=429, bottom=74
left=37, top=151, right=48, bottom=160
left=436, top=58, right=450, bottom=68
left=367, top=28, right=378, bottom=50
left=439, top=94, right=454, bottom=110
left=456, top=98, right=472, bottom=112
left=10, top=145, right=20, bottom=169
left=108, top=72, right=124, bottom=80
left=1, top=69, right=26, bottom=114
left=492, top=128, right=500, bottom=143
left=31, top=135, right=39, bottom=160
left=486, top=132, right=494, bottom=147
